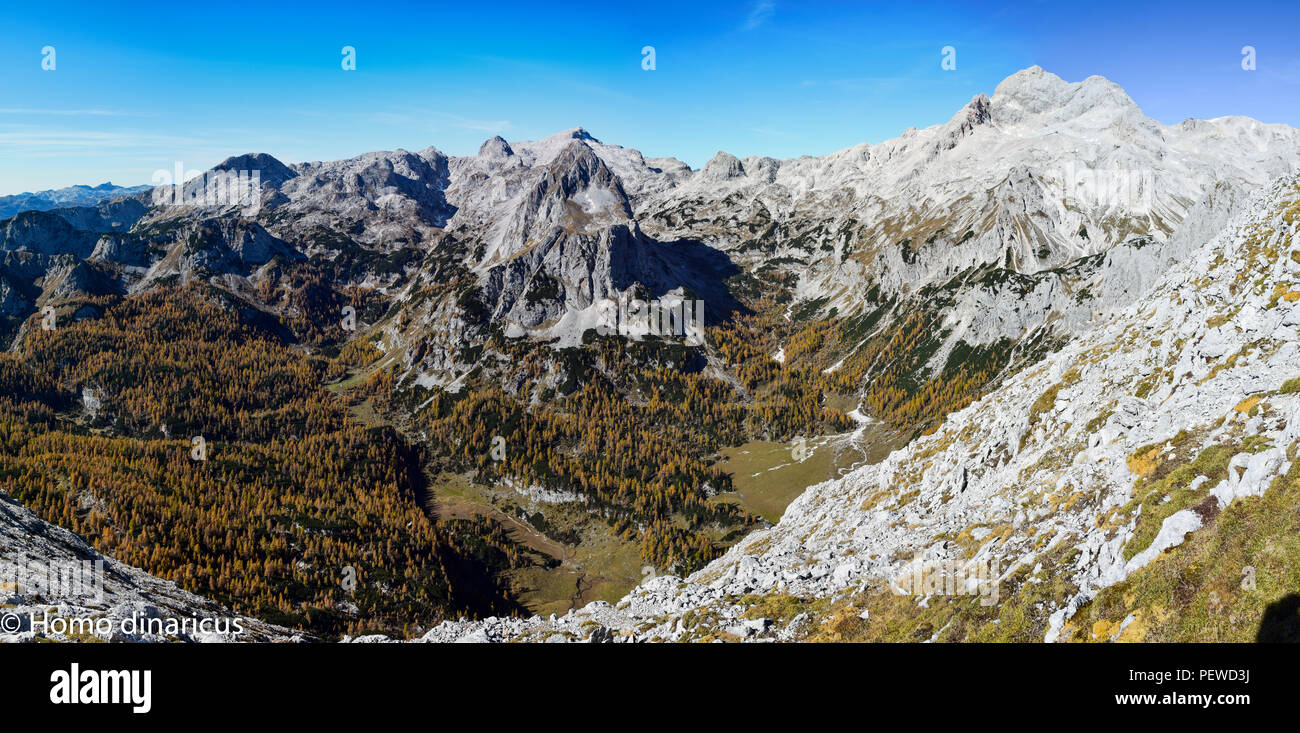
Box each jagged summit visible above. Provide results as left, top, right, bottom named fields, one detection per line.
left=939, top=93, right=994, bottom=142
left=211, top=152, right=298, bottom=187
left=478, top=135, right=514, bottom=158
left=562, top=126, right=598, bottom=142
left=506, top=127, right=605, bottom=168
left=700, top=151, right=746, bottom=181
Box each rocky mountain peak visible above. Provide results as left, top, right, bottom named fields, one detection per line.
left=991, top=66, right=1140, bottom=126
left=565, top=127, right=598, bottom=142
left=963, top=92, right=992, bottom=125
left=478, top=135, right=515, bottom=159
left=938, top=92, right=994, bottom=144
left=544, top=139, right=628, bottom=203
left=699, top=151, right=746, bottom=182
left=990, top=65, right=1062, bottom=107
left=211, top=153, right=297, bottom=187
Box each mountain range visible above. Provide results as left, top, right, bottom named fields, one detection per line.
left=0, top=182, right=152, bottom=220
left=3, top=66, right=1299, bottom=642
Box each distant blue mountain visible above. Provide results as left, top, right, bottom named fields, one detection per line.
left=0, top=182, right=152, bottom=219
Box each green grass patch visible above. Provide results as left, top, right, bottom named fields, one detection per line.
left=1119, top=436, right=1269, bottom=562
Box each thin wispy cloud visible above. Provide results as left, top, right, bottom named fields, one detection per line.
left=0, top=108, right=130, bottom=117
left=446, top=115, right=512, bottom=132
left=0, top=126, right=290, bottom=164
left=0, top=129, right=205, bottom=150
left=742, top=1, right=775, bottom=31
left=366, top=111, right=415, bottom=126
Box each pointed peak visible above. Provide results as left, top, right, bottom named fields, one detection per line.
left=478, top=135, right=514, bottom=158
left=952, top=93, right=992, bottom=126
left=416, top=144, right=446, bottom=160
left=532, top=127, right=600, bottom=145
left=936, top=93, right=994, bottom=149
left=211, top=153, right=297, bottom=186
left=700, top=151, right=746, bottom=181
left=548, top=136, right=606, bottom=169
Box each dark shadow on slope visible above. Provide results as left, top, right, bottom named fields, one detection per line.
left=608, top=233, right=747, bottom=324
left=393, top=432, right=529, bottom=620
left=474, top=225, right=750, bottom=331
left=1256, top=594, right=1300, bottom=642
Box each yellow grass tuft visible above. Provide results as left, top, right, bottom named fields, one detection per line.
left=1126, top=446, right=1161, bottom=478
left=1234, top=395, right=1262, bottom=414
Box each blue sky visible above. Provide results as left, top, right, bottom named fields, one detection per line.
left=2, top=0, right=1299, bottom=193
